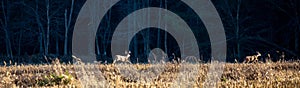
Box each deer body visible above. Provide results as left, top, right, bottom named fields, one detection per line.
left=72, top=55, right=83, bottom=64
left=182, top=56, right=199, bottom=63
left=244, top=52, right=261, bottom=63
left=51, top=58, right=60, bottom=65
left=113, top=51, right=131, bottom=64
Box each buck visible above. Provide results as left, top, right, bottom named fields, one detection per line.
left=113, top=51, right=131, bottom=64
left=244, top=51, right=261, bottom=63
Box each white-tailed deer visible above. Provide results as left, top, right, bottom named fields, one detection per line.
left=51, top=58, right=60, bottom=65
left=234, top=59, right=238, bottom=63
left=148, top=50, right=168, bottom=64
left=72, top=55, right=83, bottom=64
left=266, top=53, right=272, bottom=63
left=113, top=51, right=131, bottom=64
left=279, top=52, right=285, bottom=62
left=244, top=51, right=261, bottom=63
left=182, top=56, right=199, bottom=63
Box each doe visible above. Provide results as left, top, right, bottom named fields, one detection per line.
left=113, top=51, right=131, bottom=64
left=244, top=51, right=261, bottom=63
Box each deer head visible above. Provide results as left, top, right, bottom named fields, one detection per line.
left=127, top=51, right=131, bottom=57
left=256, top=51, right=261, bottom=57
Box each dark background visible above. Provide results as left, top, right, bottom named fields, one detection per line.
left=0, top=0, right=299, bottom=64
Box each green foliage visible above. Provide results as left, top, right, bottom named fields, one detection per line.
left=221, top=77, right=227, bottom=82
left=37, top=71, right=74, bottom=86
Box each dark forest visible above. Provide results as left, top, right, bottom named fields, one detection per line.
left=0, top=0, right=299, bottom=64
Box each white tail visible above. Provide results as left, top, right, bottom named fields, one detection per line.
left=280, top=52, right=285, bottom=62
left=244, top=51, right=261, bottom=63
left=72, top=55, right=83, bottom=64
left=113, top=51, right=131, bottom=64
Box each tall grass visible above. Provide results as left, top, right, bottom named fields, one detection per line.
left=0, top=60, right=299, bottom=88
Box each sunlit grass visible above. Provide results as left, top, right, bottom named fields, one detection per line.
left=0, top=60, right=299, bottom=88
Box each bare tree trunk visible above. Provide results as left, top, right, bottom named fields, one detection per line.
left=295, top=24, right=299, bottom=55
left=146, top=2, right=149, bottom=56
left=103, top=0, right=112, bottom=57
left=4, top=30, right=12, bottom=58
left=164, top=0, right=168, bottom=54
left=295, top=9, right=299, bottom=55
left=64, top=0, right=74, bottom=55
left=64, top=10, right=68, bottom=55
left=268, top=0, right=299, bottom=56
left=295, top=32, right=299, bottom=55
left=157, top=0, right=162, bottom=49
left=45, top=0, right=50, bottom=55
left=54, top=21, right=59, bottom=56
left=39, top=32, right=44, bottom=55
left=96, top=37, right=100, bottom=55
left=236, top=0, right=241, bottom=59
left=17, top=30, right=23, bottom=56
left=2, top=0, right=13, bottom=59
left=56, top=32, right=59, bottom=55
left=34, top=0, right=45, bottom=55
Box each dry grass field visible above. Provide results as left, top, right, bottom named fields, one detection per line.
left=0, top=61, right=299, bottom=88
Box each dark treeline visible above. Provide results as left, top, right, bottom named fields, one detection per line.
left=0, top=0, right=299, bottom=64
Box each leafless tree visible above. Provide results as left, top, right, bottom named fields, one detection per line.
left=1, top=0, right=13, bottom=59
left=267, top=0, right=300, bottom=55
left=64, top=0, right=74, bottom=55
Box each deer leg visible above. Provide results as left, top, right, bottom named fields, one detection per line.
left=113, top=56, right=118, bottom=64
left=127, top=60, right=131, bottom=64
left=113, top=60, right=116, bottom=64
left=244, top=58, right=249, bottom=63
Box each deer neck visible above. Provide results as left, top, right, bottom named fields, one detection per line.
left=257, top=54, right=261, bottom=57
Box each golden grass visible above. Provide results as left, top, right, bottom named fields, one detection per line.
left=0, top=61, right=299, bottom=88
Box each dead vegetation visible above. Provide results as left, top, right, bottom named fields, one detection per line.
left=0, top=60, right=299, bottom=88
